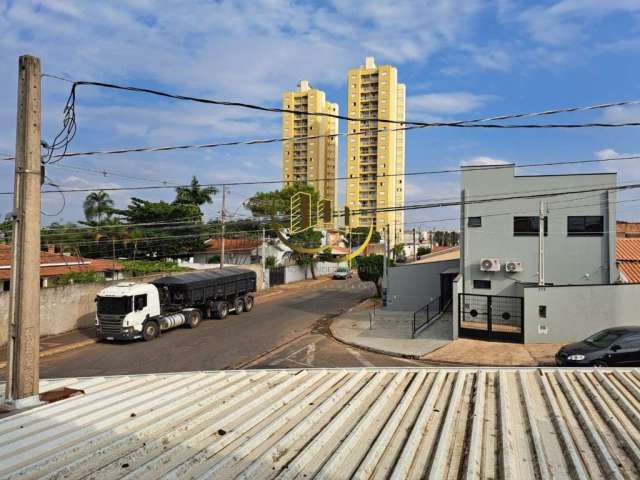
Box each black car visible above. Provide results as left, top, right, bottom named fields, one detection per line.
left=556, top=326, right=640, bottom=367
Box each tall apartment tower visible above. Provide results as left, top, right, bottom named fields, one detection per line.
left=346, top=57, right=405, bottom=245
left=282, top=80, right=339, bottom=207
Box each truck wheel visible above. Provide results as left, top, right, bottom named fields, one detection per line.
left=214, top=301, right=228, bottom=319
left=187, top=309, right=202, bottom=328
left=243, top=295, right=254, bottom=312
left=142, top=321, right=159, bottom=341
left=232, top=297, right=244, bottom=315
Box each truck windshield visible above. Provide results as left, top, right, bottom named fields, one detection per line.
left=97, top=296, right=132, bottom=315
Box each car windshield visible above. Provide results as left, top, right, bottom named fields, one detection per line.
left=97, top=296, right=132, bottom=315
left=337, top=268, right=347, bottom=272
left=584, top=330, right=624, bottom=348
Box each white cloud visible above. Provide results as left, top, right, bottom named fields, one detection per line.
left=407, top=92, right=496, bottom=116
left=600, top=105, right=640, bottom=124
left=461, top=156, right=510, bottom=166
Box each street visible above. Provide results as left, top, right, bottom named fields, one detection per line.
left=34, top=278, right=417, bottom=379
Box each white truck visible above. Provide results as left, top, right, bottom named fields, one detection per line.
left=95, top=268, right=257, bottom=341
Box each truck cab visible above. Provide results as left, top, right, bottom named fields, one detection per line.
left=96, top=282, right=160, bottom=341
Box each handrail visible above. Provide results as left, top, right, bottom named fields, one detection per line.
left=412, top=297, right=441, bottom=338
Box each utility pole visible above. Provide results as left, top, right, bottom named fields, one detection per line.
left=412, top=228, right=416, bottom=261
left=383, top=224, right=390, bottom=306
left=347, top=226, right=352, bottom=270
left=220, top=185, right=226, bottom=269
left=261, top=226, right=266, bottom=289
left=6, top=55, right=42, bottom=408
left=538, top=201, right=545, bottom=286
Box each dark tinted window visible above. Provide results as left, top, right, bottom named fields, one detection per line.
left=468, top=217, right=481, bottom=227
left=567, top=216, right=604, bottom=236
left=514, top=216, right=548, bottom=236
left=134, top=294, right=147, bottom=311
left=585, top=329, right=624, bottom=348
left=618, top=334, right=640, bottom=349
left=473, top=280, right=491, bottom=289
left=97, top=296, right=131, bottom=315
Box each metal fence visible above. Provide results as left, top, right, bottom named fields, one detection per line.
left=458, top=293, right=524, bottom=343
left=412, top=297, right=441, bottom=338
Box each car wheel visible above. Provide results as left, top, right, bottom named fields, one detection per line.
left=232, top=297, right=244, bottom=315
left=214, top=301, right=228, bottom=319
left=243, top=295, right=254, bottom=312
left=592, top=360, right=608, bottom=367
left=142, top=321, right=159, bottom=341
left=187, top=309, right=202, bottom=328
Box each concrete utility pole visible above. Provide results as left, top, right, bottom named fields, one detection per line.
left=412, top=228, right=416, bottom=261
left=220, top=185, right=226, bottom=269
left=6, top=55, right=42, bottom=408
left=383, top=224, right=390, bottom=306
left=261, top=227, right=266, bottom=289
left=538, top=201, right=545, bottom=286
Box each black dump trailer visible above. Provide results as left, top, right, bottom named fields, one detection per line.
left=152, top=267, right=257, bottom=319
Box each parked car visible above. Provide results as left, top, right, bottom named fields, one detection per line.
left=555, top=326, right=640, bottom=367
left=333, top=266, right=353, bottom=280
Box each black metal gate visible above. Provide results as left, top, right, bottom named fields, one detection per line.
left=458, top=293, right=524, bottom=343
left=268, top=266, right=285, bottom=286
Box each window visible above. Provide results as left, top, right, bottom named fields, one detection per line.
left=134, top=294, right=147, bottom=311
left=468, top=217, right=482, bottom=227
left=473, top=280, right=491, bottom=289
left=567, top=216, right=604, bottom=236
left=617, top=334, right=640, bottom=349
left=514, top=216, right=548, bottom=236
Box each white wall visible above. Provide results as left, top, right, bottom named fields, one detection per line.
left=524, top=284, right=640, bottom=343
left=284, top=261, right=345, bottom=284
left=452, top=274, right=463, bottom=339
left=385, top=260, right=459, bottom=311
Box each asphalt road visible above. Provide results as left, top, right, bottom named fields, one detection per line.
left=37, top=277, right=416, bottom=379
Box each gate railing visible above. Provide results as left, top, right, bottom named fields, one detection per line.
left=412, top=297, right=442, bottom=339
left=458, top=293, right=524, bottom=343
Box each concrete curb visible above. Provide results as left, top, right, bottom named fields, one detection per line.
left=0, top=338, right=97, bottom=369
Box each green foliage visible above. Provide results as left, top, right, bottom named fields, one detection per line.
left=356, top=254, right=384, bottom=296
left=346, top=227, right=381, bottom=245
left=265, top=256, right=277, bottom=268
left=207, top=255, right=221, bottom=264
left=120, top=260, right=187, bottom=276
left=417, top=246, right=431, bottom=257
left=432, top=230, right=460, bottom=247
left=392, top=243, right=405, bottom=261
left=52, top=271, right=104, bottom=286
left=245, top=183, right=319, bottom=229
left=0, top=219, right=12, bottom=244
left=175, top=176, right=218, bottom=206
left=83, top=190, right=114, bottom=224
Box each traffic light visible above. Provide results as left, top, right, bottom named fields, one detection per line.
left=319, top=199, right=332, bottom=224
left=344, top=206, right=350, bottom=227
left=300, top=193, right=311, bottom=229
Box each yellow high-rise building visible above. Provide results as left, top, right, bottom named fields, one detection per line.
left=282, top=80, right=338, bottom=208
left=346, top=56, right=405, bottom=245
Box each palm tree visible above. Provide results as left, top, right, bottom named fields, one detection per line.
left=175, top=176, right=217, bottom=206
left=83, top=190, right=114, bottom=225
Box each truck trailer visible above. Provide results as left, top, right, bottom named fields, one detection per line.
left=95, top=268, right=257, bottom=341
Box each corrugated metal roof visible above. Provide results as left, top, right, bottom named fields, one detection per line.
left=617, top=238, right=640, bottom=261
left=1, top=368, right=640, bottom=479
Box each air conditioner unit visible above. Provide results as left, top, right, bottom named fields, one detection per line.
left=480, top=258, right=500, bottom=272
left=505, top=260, right=524, bottom=273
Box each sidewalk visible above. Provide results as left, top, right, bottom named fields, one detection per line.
left=0, top=275, right=334, bottom=367
left=330, top=304, right=453, bottom=358
left=330, top=300, right=565, bottom=366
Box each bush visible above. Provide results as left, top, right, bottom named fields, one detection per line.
left=207, top=255, right=221, bottom=264
left=52, top=271, right=104, bottom=286
left=120, top=260, right=187, bottom=276
left=417, top=246, right=431, bottom=257
left=265, top=256, right=277, bottom=268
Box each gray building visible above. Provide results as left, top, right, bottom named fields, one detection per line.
left=461, top=165, right=617, bottom=297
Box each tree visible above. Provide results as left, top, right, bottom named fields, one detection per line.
left=83, top=190, right=114, bottom=224
left=346, top=227, right=381, bottom=246
left=111, top=198, right=204, bottom=258
left=174, top=176, right=217, bottom=206
left=246, top=184, right=322, bottom=278
left=356, top=254, right=384, bottom=297
left=392, top=243, right=405, bottom=261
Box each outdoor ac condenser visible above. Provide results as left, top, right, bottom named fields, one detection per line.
left=505, top=260, right=524, bottom=273
left=480, top=258, right=500, bottom=272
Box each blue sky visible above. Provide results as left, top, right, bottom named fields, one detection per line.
left=1, top=0, right=640, bottom=230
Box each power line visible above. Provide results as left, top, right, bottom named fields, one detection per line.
left=2, top=153, right=638, bottom=195
left=45, top=76, right=640, bottom=129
